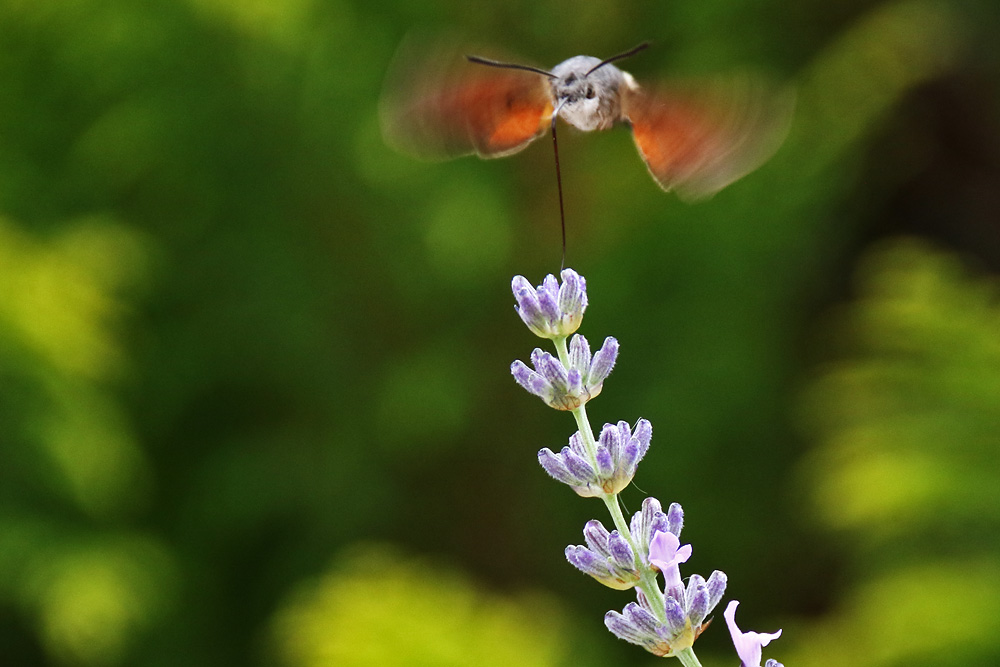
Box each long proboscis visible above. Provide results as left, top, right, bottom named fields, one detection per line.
left=550, top=100, right=567, bottom=270
left=465, top=54, right=568, bottom=267
left=466, top=43, right=651, bottom=268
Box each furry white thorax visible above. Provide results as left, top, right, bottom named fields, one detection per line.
left=549, top=56, right=637, bottom=132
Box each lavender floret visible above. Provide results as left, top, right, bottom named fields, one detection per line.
left=511, top=269, right=587, bottom=339
left=537, top=419, right=653, bottom=497
left=606, top=531, right=634, bottom=568
left=511, top=335, right=617, bottom=410
left=565, top=519, right=641, bottom=591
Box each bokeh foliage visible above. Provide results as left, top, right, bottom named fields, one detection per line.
left=271, top=545, right=571, bottom=667
left=791, top=239, right=1000, bottom=667
left=1, top=0, right=999, bottom=665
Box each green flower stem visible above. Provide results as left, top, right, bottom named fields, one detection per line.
left=602, top=492, right=668, bottom=624
left=675, top=647, right=703, bottom=667
left=570, top=403, right=599, bottom=466
left=554, top=337, right=670, bottom=625
left=553, top=334, right=572, bottom=368
left=554, top=336, right=601, bottom=470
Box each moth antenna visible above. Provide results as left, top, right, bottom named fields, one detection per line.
left=465, top=55, right=555, bottom=78
left=550, top=101, right=568, bottom=270
left=586, top=41, right=651, bottom=75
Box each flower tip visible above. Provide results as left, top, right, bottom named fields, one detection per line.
left=559, top=267, right=581, bottom=279
left=511, top=274, right=531, bottom=291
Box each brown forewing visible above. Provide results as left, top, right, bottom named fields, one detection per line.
left=381, top=38, right=553, bottom=160
left=622, top=77, right=794, bottom=199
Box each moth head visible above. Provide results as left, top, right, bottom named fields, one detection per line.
left=550, top=57, right=620, bottom=131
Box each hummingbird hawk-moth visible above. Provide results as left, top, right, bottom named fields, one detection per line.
left=380, top=37, right=793, bottom=200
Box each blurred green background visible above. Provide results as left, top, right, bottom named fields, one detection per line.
left=2, top=0, right=999, bottom=665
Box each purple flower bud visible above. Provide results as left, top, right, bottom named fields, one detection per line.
left=588, top=336, right=618, bottom=384
left=599, top=422, right=624, bottom=460
left=536, top=285, right=561, bottom=324
left=606, top=531, right=634, bottom=568
left=765, top=661, right=784, bottom=667
left=565, top=545, right=611, bottom=579
left=686, top=581, right=710, bottom=627
left=618, top=440, right=640, bottom=476
left=538, top=448, right=581, bottom=485
left=666, top=502, right=684, bottom=537
left=510, top=360, right=549, bottom=398
left=623, top=602, right=659, bottom=635
left=632, top=416, right=650, bottom=438
left=583, top=520, right=612, bottom=556
left=565, top=368, right=583, bottom=397
left=510, top=275, right=534, bottom=294
left=648, top=511, right=670, bottom=539
left=663, top=596, right=687, bottom=634
left=561, top=446, right=595, bottom=481
left=566, top=432, right=587, bottom=457
left=511, top=278, right=543, bottom=325
left=632, top=418, right=652, bottom=457
left=685, top=573, right=706, bottom=605
left=557, top=268, right=587, bottom=316
left=705, top=570, right=728, bottom=614
left=632, top=497, right=663, bottom=539
left=594, top=445, right=614, bottom=476
left=541, top=273, right=559, bottom=296
left=568, top=334, right=591, bottom=374
left=533, top=350, right=568, bottom=391
left=604, top=610, right=647, bottom=644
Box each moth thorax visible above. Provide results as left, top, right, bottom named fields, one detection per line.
left=550, top=56, right=629, bottom=132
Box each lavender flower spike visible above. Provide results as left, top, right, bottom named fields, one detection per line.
left=725, top=600, right=782, bottom=667
left=538, top=418, right=651, bottom=496
left=512, top=268, right=587, bottom=339
left=512, top=334, right=618, bottom=411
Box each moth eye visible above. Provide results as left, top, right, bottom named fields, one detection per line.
left=585, top=86, right=595, bottom=99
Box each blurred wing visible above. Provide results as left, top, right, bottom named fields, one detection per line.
left=622, top=76, right=794, bottom=199
left=380, top=37, right=553, bottom=160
